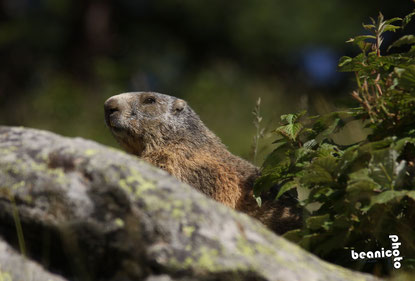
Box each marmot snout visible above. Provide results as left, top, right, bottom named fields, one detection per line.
left=105, top=92, right=301, bottom=234
left=104, top=92, right=191, bottom=156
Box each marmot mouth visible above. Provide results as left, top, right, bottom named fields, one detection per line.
left=109, top=122, right=126, bottom=135
left=110, top=125, right=124, bottom=133
left=105, top=115, right=126, bottom=134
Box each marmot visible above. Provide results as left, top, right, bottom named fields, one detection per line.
left=104, top=92, right=301, bottom=234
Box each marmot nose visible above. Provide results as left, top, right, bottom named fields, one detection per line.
left=104, top=98, right=119, bottom=116
left=104, top=98, right=121, bottom=126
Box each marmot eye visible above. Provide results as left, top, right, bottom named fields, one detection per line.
left=143, top=97, right=156, bottom=104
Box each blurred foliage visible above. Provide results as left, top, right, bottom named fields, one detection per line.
left=0, top=0, right=414, bottom=162
left=254, top=11, right=415, bottom=276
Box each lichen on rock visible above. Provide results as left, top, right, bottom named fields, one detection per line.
left=0, top=126, right=382, bottom=281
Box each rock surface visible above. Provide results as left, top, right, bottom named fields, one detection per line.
left=0, top=126, right=381, bottom=281
left=0, top=237, right=68, bottom=281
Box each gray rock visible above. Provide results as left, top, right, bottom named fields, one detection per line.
left=0, top=126, right=381, bottom=281
left=0, top=237, right=68, bottom=281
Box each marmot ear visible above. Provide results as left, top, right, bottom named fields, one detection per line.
left=172, top=99, right=186, bottom=114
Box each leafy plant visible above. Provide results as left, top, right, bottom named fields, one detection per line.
left=254, top=10, right=415, bottom=275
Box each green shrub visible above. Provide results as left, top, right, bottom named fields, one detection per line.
left=254, top=11, right=415, bottom=275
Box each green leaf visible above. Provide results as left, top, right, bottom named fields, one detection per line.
left=362, top=24, right=375, bottom=30
left=312, top=111, right=352, bottom=143
left=302, top=156, right=337, bottom=186
left=399, top=65, right=415, bottom=89
left=338, top=53, right=367, bottom=72
left=306, top=214, right=331, bottom=230
left=276, top=111, right=307, bottom=142
left=364, top=190, right=415, bottom=212
left=392, top=137, right=415, bottom=153
left=402, top=10, right=415, bottom=28
left=347, top=178, right=379, bottom=195
left=280, top=110, right=306, bottom=124
left=387, top=35, right=415, bottom=52
left=294, top=146, right=314, bottom=163
left=302, top=167, right=333, bottom=186
left=282, top=229, right=303, bottom=242
left=254, top=143, right=292, bottom=196
left=369, top=148, right=399, bottom=189
left=346, top=35, right=376, bottom=54
left=383, top=24, right=400, bottom=33
left=275, top=180, right=297, bottom=200
left=303, top=139, right=317, bottom=149
left=307, top=187, right=335, bottom=202
left=261, top=143, right=291, bottom=172
left=338, top=56, right=352, bottom=67
left=312, top=156, right=338, bottom=174
left=280, top=113, right=296, bottom=123
left=337, top=145, right=359, bottom=172
left=276, top=122, right=304, bottom=141
left=384, top=17, right=402, bottom=25
left=371, top=190, right=406, bottom=204
left=377, top=54, right=415, bottom=68
left=359, top=138, right=394, bottom=153
left=347, top=169, right=380, bottom=196
left=316, top=143, right=340, bottom=158
left=298, top=233, right=325, bottom=251
left=346, top=35, right=376, bottom=44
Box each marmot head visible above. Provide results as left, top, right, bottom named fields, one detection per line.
left=104, top=92, right=207, bottom=155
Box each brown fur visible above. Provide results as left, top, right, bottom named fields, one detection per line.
left=104, top=92, right=301, bottom=234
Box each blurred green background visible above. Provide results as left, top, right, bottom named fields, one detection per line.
left=0, top=0, right=414, bottom=163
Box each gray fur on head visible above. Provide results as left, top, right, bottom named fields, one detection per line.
left=104, top=92, right=220, bottom=155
